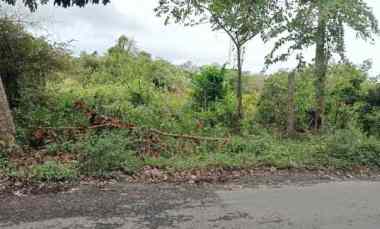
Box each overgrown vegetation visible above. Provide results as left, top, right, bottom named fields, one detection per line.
left=0, top=5, right=379, bottom=183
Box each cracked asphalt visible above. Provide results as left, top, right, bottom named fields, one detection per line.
left=1, top=178, right=380, bottom=229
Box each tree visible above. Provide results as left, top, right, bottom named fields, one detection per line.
left=108, top=35, right=138, bottom=56
left=286, top=55, right=305, bottom=137
left=0, top=18, right=31, bottom=149
left=266, top=0, right=379, bottom=131
left=1, top=0, right=110, bottom=11
left=0, top=77, right=15, bottom=149
left=0, top=18, right=66, bottom=107
left=155, top=0, right=282, bottom=132
left=286, top=70, right=296, bottom=136
left=0, top=0, right=108, bottom=149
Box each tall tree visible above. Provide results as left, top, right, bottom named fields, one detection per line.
left=156, top=0, right=282, bottom=132
left=286, top=70, right=296, bottom=136
left=286, top=55, right=305, bottom=136
left=266, top=0, right=379, bottom=131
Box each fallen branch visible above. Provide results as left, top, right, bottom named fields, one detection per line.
left=37, top=126, right=84, bottom=130
left=39, top=100, right=229, bottom=142
left=149, top=128, right=228, bottom=142
left=37, top=125, right=229, bottom=142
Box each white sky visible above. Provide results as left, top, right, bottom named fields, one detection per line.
left=12, top=0, right=380, bottom=76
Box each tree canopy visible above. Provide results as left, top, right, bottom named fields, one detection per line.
left=156, top=0, right=284, bottom=131
left=266, top=0, right=379, bottom=65
left=264, top=0, right=379, bottom=130
left=0, top=18, right=68, bottom=107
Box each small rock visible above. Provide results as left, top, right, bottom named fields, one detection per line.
left=144, top=168, right=162, bottom=177
left=13, top=190, right=26, bottom=197
left=346, top=174, right=354, bottom=179
left=270, top=167, right=277, bottom=173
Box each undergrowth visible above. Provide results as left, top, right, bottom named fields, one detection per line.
left=4, top=34, right=380, bottom=183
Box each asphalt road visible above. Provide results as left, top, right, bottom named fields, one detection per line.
left=1, top=180, right=380, bottom=229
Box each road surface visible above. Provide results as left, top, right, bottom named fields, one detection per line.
left=1, top=179, right=380, bottom=229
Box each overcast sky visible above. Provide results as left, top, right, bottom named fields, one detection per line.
left=15, top=0, right=380, bottom=75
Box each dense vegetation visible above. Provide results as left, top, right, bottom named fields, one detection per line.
left=0, top=1, right=380, bottom=183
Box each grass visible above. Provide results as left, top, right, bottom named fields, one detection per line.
left=30, top=161, right=78, bottom=182
left=7, top=126, right=380, bottom=182
left=143, top=134, right=327, bottom=171
left=4, top=126, right=380, bottom=183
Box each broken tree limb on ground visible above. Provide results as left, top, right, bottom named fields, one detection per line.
left=34, top=100, right=229, bottom=144
left=148, top=128, right=228, bottom=142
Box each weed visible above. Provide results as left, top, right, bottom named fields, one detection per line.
left=30, top=161, right=77, bottom=182
left=77, top=130, right=143, bottom=176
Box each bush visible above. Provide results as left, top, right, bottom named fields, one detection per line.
left=194, top=91, right=236, bottom=130
left=359, top=107, right=380, bottom=137
left=77, top=130, right=143, bottom=176
left=325, top=129, right=380, bottom=168
left=256, top=70, right=314, bottom=130
left=357, top=85, right=380, bottom=136
left=0, top=150, right=8, bottom=170
left=30, top=161, right=77, bottom=182
left=223, top=135, right=271, bottom=156
left=191, top=65, right=228, bottom=111
left=256, top=64, right=368, bottom=131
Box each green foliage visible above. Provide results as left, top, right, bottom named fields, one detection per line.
left=0, top=150, right=8, bottom=170
left=357, top=84, right=380, bottom=136
left=265, top=0, right=379, bottom=131
left=266, top=0, right=379, bottom=65
left=0, top=18, right=68, bottom=108
left=155, top=0, right=282, bottom=47
left=7, top=27, right=380, bottom=182
left=192, top=66, right=227, bottom=111
left=145, top=133, right=328, bottom=171
left=325, top=64, right=367, bottom=129
left=223, top=135, right=271, bottom=156
left=30, top=161, right=77, bottom=182
left=325, top=129, right=380, bottom=168
left=45, top=141, right=77, bottom=155
left=256, top=64, right=369, bottom=131
left=77, top=130, right=143, bottom=176
left=256, top=69, right=314, bottom=130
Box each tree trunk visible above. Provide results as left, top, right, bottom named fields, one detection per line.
left=235, top=46, right=243, bottom=133
left=0, top=76, right=16, bottom=149
left=287, top=70, right=296, bottom=137
left=314, top=14, right=327, bottom=132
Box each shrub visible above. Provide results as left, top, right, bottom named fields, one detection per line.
left=357, top=85, right=380, bottom=136
left=325, top=129, right=380, bottom=168
left=45, top=141, right=77, bottom=155
left=191, top=65, right=228, bottom=111
left=256, top=64, right=368, bottom=132
left=0, top=150, right=8, bottom=170
left=30, top=161, right=77, bottom=182
left=359, top=107, right=380, bottom=137
left=223, top=135, right=272, bottom=157
left=195, top=91, right=236, bottom=130
left=77, top=130, right=143, bottom=176
left=256, top=70, right=314, bottom=130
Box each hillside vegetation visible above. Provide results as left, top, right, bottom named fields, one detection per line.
left=1, top=19, right=380, bottom=183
